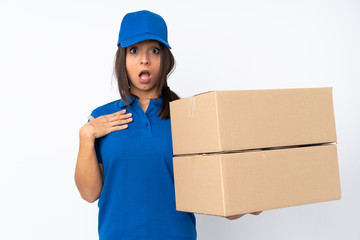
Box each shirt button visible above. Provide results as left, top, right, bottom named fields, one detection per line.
left=147, top=113, right=152, bottom=117
left=145, top=123, right=149, bottom=126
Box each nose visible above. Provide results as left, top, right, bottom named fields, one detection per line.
left=140, top=52, right=150, bottom=65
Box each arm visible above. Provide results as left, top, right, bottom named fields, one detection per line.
left=74, top=109, right=132, bottom=203
left=74, top=129, right=104, bottom=203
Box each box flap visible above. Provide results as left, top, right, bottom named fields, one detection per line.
left=224, top=144, right=341, bottom=214
left=216, top=87, right=337, bottom=151
left=170, top=92, right=222, bottom=155
left=173, top=154, right=226, bottom=216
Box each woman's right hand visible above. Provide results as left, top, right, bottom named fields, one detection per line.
left=80, top=109, right=133, bottom=140
left=225, top=211, right=262, bottom=220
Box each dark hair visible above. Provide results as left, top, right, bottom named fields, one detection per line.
left=114, top=42, right=180, bottom=119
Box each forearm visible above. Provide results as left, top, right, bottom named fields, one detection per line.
left=75, top=132, right=103, bottom=203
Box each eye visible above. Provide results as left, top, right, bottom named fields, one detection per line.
left=152, top=48, right=160, bottom=54
left=129, top=47, right=138, bottom=54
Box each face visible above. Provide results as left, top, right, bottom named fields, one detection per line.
left=126, top=40, right=161, bottom=99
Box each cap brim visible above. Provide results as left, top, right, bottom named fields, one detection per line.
left=118, top=33, right=171, bottom=49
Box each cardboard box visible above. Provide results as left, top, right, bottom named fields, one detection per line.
left=170, top=88, right=337, bottom=155
left=170, top=87, right=340, bottom=216
left=173, top=144, right=341, bottom=217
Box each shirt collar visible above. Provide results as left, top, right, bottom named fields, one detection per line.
left=151, top=97, right=163, bottom=106
left=118, top=95, right=136, bottom=108
left=118, top=95, right=163, bottom=108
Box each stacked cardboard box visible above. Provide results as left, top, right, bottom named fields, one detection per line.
left=170, top=87, right=341, bottom=217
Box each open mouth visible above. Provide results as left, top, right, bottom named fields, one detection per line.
left=139, top=70, right=151, bottom=83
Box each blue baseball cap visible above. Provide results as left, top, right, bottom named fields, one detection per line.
left=117, top=10, right=171, bottom=49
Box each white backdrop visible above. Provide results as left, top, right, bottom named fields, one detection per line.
left=1, top=0, right=359, bottom=239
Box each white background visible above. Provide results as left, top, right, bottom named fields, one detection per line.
left=1, top=0, right=359, bottom=239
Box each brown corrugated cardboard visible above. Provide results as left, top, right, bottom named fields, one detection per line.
left=173, top=144, right=341, bottom=217
left=170, top=88, right=337, bottom=155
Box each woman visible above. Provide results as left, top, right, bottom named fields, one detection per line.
left=75, top=10, right=196, bottom=239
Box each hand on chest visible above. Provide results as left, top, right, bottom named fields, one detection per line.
left=98, top=103, right=173, bottom=166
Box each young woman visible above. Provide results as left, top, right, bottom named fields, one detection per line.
left=75, top=10, right=197, bottom=239
left=75, top=10, right=259, bottom=240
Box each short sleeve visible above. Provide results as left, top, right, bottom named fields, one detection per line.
left=88, top=112, right=103, bottom=164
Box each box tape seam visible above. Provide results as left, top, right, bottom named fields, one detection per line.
left=214, top=91, right=222, bottom=151
left=219, top=156, right=227, bottom=216
left=188, top=96, right=196, bottom=118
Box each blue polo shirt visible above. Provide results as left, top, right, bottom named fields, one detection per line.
left=90, top=96, right=197, bottom=240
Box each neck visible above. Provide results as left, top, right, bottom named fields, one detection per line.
left=130, top=87, right=159, bottom=102
left=130, top=91, right=159, bottom=113
left=132, top=91, right=159, bottom=101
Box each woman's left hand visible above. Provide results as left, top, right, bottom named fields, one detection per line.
left=225, top=211, right=263, bottom=220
